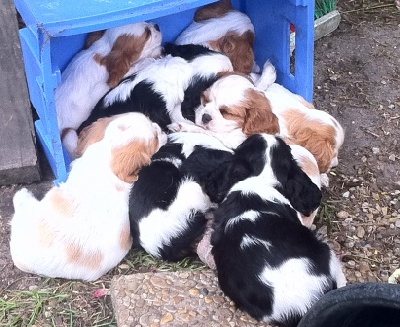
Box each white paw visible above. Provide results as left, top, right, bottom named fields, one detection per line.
left=320, top=173, right=329, bottom=188
left=167, top=122, right=183, bottom=132
left=255, top=60, right=277, bottom=91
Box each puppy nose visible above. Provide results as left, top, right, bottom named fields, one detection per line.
left=154, top=24, right=160, bottom=32
left=202, top=113, right=212, bottom=124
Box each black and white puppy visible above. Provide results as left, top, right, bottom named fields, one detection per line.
left=129, top=132, right=233, bottom=262
left=76, top=44, right=233, bottom=136
left=206, top=134, right=346, bottom=327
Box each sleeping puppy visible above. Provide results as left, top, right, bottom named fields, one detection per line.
left=10, top=113, right=167, bottom=281
left=176, top=0, right=255, bottom=75
left=76, top=44, right=233, bottom=137
left=168, top=72, right=280, bottom=149
left=129, top=132, right=233, bottom=262
left=205, top=134, right=346, bottom=327
left=173, top=63, right=344, bottom=176
left=59, top=22, right=163, bottom=157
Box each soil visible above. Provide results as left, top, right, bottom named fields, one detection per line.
left=1, top=1, right=399, bottom=325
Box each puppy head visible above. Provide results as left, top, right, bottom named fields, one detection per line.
left=96, top=22, right=162, bottom=88
left=195, top=73, right=279, bottom=135
left=283, top=109, right=344, bottom=173
left=209, top=30, right=255, bottom=74
left=263, top=135, right=322, bottom=219
left=289, top=144, right=322, bottom=227
left=77, top=113, right=167, bottom=183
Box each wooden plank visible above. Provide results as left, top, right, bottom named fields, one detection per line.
left=0, top=0, right=40, bottom=185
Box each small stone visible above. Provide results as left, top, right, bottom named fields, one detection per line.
left=160, top=313, right=174, bottom=325
left=359, top=261, right=370, bottom=272
left=318, top=225, right=328, bottom=236
left=189, top=288, right=200, bottom=296
left=357, top=226, right=365, bottom=238
left=389, top=154, right=396, bottom=161
left=395, top=220, right=400, bottom=228
left=342, top=191, right=350, bottom=198
left=337, top=211, right=349, bottom=219
left=372, top=147, right=380, bottom=154
left=346, top=260, right=356, bottom=268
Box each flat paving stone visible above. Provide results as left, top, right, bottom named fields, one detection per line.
left=110, top=270, right=272, bottom=327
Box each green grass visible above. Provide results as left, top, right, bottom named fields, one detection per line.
left=315, top=0, right=337, bottom=19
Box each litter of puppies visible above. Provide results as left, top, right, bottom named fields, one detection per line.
left=10, top=1, right=346, bottom=326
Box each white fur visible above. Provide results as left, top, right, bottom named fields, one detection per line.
left=138, top=179, right=214, bottom=257
left=57, top=22, right=162, bottom=155
left=10, top=113, right=166, bottom=281
left=176, top=11, right=254, bottom=48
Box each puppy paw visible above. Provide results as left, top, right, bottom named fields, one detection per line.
left=320, top=173, right=329, bottom=188
left=167, top=122, right=183, bottom=132
left=255, top=60, right=277, bottom=91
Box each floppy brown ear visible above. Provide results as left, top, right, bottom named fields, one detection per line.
left=194, top=0, right=233, bottom=21
left=99, top=28, right=151, bottom=88
left=111, top=138, right=159, bottom=183
left=84, top=30, right=105, bottom=49
left=242, top=89, right=280, bottom=135
left=218, top=31, right=254, bottom=74
left=289, top=126, right=336, bottom=173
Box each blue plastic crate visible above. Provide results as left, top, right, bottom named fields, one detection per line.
left=14, top=0, right=315, bottom=184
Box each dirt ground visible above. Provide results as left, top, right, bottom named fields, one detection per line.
left=0, top=1, right=399, bottom=326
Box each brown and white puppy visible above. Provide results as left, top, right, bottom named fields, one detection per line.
left=173, top=62, right=344, bottom=177
left=10, top=113, right=167, bottom=281
left=168, top=72, right=280, bottom=149
left=58, top=22, right=163, bottom=158
left=175, top=0, right=255, bottom=74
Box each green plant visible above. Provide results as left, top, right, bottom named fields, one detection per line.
left=315, top=0, right=337, bottom=19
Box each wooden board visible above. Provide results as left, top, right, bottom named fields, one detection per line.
left=0, top=0, right=40, bottom=185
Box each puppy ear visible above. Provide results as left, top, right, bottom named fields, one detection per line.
left=111, top=138, right=158, bottom=183
left=84, top=30, right=105, bottom=49
left=205, top=159, right=252, bottom=203
left=242, top=89, right=280, bottom=135
left=285, top=172, right=322, bottom=217
left=99, top=28, right=151, bottom=88
left=288, top=126, right=335, bottom=173
left=194, top=0, right=233, bottom=21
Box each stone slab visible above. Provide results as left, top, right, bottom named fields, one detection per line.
left=110, top=270, right=272, bottom=327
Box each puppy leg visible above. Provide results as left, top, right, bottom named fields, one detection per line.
left=255, top=60, right=277, bottom=91
left=320, top=173, right=329, bottom=188
left=196, top=214, right=216, bottom=269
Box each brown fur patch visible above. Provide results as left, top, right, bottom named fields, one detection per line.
left=283, top=110, right=336, bottom=173
left=214, top=31, right=255, bottom=74
left=194, top=0, right=234, bottom=21
left=66, top=243, right=104, bottom=270
left=85, top=30, right=106, bottom=49
left=99, top=28, right=151, bottom=88
left=76, top=116, right=117, bottom=157
left=119, top=224, right=133, bottom=252
left=48, top=188, right=75, bottom=218
left=241, top=89, right=280, bottom=135
left=38, top=218, right=56, bottom=248
left=111, top=137, right=160, bottom=183
left=297, top=155, right=320, bottom=179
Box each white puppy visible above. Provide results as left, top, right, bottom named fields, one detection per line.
left=10, top=113, right=167, bottom=281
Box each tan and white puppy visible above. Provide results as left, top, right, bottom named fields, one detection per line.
left=10, top=113, right=167, bottom=281
left=168, top=72, right=280, bottom=149
left=175, top=0, right=255, bottom=74
left=58, top=22, right=163, bottom=157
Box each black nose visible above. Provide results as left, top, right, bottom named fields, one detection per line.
left=154, top=24, right=160, bottom=32
left=202, top=113, right=212, bottom=124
